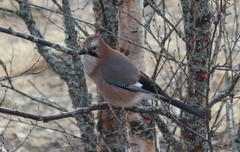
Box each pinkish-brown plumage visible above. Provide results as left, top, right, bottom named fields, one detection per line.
left=79, top=34, right=204, bottom=118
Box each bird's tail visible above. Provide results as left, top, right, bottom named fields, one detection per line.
left=156, top=94, right=204, bottom=118
left=138, top=71, right=204, bottom=118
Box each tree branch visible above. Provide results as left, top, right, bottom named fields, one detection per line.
left=0, top=103, right=184, bottom=122
left=0, top=26, right=77, bottom=56
left=209, top=73, right=240, bottom=108
left=0, top=104, right=107, bottom=122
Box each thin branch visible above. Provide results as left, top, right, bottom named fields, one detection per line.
left=0, top=82, right=66, bottom=111
left=51, top=0, right=89, bottom=36
left=0, top=103, right=204, bottom=123
left=145, top=0, right=186, bottom=42
left=13, top=122, right=36, bottom=152
left=0, top=26, right=77, bottom=56
left=209, top=73, right=240, bottom=108
left=0, top=104, right=104, bottom=122
left=0, top=7, right=18, bottom=14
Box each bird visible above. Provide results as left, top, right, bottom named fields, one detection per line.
left=79, top=34, right=204, bottom=118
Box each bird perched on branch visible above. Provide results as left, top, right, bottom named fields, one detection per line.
left=79, top=34, right=204, bottom=118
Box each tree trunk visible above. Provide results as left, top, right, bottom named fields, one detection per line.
left=118, top=0, right=155, bottom=151
left=180, top=0, right=210, bottom=151
left=17, top=0, right=96, bottom=151
left=93, top=1, right=129, bottom=151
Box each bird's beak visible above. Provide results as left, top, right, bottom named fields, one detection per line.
left=79, top=48, right=88, bottom=55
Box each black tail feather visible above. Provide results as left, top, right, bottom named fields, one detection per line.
left=157, top=95, right=205, bottom=118
left=139, top=71, right=204, bottom=118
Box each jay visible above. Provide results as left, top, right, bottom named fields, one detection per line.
left=79, top=34, right=204, bottom=118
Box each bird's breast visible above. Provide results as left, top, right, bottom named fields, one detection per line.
left=93, top=76, right=141, bottom=107
left=81, top=55, right=98, bottom=76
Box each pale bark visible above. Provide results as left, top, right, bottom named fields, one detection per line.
left=118, top=0, right=155, bottom=151
left=93, top=1, right=129, bottom=151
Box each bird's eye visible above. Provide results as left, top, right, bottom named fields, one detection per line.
left=92, top=46, right=97, bottom=50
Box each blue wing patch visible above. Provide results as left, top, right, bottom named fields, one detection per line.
left=103, top=76, right=150, bottom=93
left=103, top=77, right=129, bottom=89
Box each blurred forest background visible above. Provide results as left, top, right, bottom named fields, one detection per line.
left=0, top=0, right=240, bottom=151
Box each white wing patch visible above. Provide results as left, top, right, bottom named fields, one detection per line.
left=127, top=81, right=151, bottom=93
left=132, top=81, right=143, bottom=88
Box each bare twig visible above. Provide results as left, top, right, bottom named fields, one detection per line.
left=0, top=26, right=77, bottom=56
left=209, top=73, right=240, bottom=108
left=0, top=82, right=66, bottom=111
left=0, top=103, right=203, bottom=123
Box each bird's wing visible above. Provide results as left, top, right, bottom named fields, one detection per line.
left=100, top=54, right=168, bottom=98
left=137, top=72, right=170, bottom=96
left=100, top=52, right=140, bottom=86
left=138, top=72, right=204, bottom=118
left=100, top=51, right=171, bottom=96
left=101, top=56, right=204, bottom=118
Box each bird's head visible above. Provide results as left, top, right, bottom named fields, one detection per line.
left=79, top=34, right=110, bottom=75
left=79, top=34, right=105, bottom=58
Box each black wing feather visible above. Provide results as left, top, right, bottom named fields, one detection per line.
left=139, top=72, right=205, bottom=118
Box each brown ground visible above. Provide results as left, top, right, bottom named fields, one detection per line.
left=0, top=0, right=239, bottom=152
